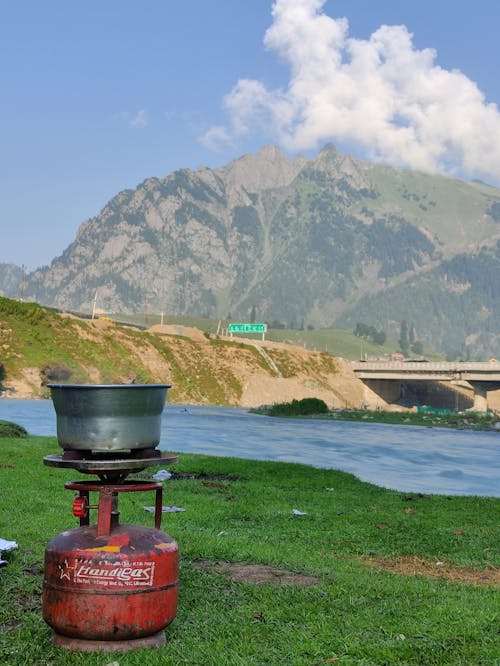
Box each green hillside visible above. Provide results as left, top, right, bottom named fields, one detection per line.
left=336, top=242, right=500, bottom=360
left=364, top=164, right=500, bottom=251
left=113, top=312, right=441, bottom=360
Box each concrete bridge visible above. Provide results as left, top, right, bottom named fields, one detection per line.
left=351, top=361, right=500, bottom=411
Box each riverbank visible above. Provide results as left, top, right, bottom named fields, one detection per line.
left=251, top=404, right=500, bottom=431
left=0, top=435, right=498, bottom=665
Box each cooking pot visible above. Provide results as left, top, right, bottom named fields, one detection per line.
left=48, top=384, right=171, bottom=452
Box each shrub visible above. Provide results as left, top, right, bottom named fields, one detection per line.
left=269, top=397, right=329, bottom=417
left=0, top=296, right=45, bottom=324
left=0, top=420, right=28, bottom=438
left=40, top=363, right=72, bottom=385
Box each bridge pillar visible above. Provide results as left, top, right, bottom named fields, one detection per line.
left=469, top=382, right=489, bottom=412
left=363, top=379, right=401, bottom=407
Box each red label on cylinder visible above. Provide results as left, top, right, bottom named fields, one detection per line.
left=60, top=558, right=156, bottom=588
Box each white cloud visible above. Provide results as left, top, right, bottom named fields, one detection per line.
left=129, top=109, right=148, bottom=128
left=199, top=125, right=234, bottom=151
left=202, top=0, right=500, bottom=183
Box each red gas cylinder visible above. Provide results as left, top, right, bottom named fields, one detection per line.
left=43, top=524, right=178, bottom=650
left=42, top=481, right=179, bottom=652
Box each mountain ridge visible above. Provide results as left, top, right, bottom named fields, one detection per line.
left=2, top=145, right=500, bottom=358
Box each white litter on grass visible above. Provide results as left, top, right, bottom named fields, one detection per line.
left=0, top=537, right=18, bottom=567
left=0, top=538, right=18, bottom=553
left=292, top=509, right=308, bottom=516
left=144, top=506, right=185, bottom=513
left=152, top=470, right=172, bottom=480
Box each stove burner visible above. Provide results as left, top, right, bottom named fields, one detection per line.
left=65, top=479, right=164, bottom=536
left=61, top=447, right=162, bottom=461
left=43, top=451, right=178, bottom=483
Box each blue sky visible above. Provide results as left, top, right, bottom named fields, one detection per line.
left=2, top=0, right=500, bottom=270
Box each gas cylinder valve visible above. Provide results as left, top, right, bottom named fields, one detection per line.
left=72, top=496, right=88, bottom=518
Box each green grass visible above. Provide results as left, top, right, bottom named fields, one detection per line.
left=263, top=328, right=443, bottom=361
left=266, top=327, right=397, bottom=358
left=1, top=436, right=499, bottom=665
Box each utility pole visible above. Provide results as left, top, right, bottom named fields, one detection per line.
left=17, top=265, right=25, bottom=301
left=91, top=291, right=98, bottom=320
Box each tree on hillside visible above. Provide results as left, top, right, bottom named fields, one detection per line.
left=354, top=322, right=387, bottom=346
left=372, top=329, right=387, bottom=345
left=411, top=340, right=424, bottom=356
left=409, top=324, right=416, bottom=346
left=250, top=304, right=257, bottom=323
left=399, top=320, right=410, bottom=356
left=488, top=201, right=500, bottom=221
left=354, top=322, right=370, bottom=338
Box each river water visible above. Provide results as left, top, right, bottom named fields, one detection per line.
left=1, top=400, right=498, bottom=497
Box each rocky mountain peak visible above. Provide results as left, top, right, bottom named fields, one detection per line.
left=219, top=144, right=307, bottom=194
left=310, top=143, right=371, bottom=191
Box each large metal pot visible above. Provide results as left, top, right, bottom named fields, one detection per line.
left=48, top=384, right=171, bottom=452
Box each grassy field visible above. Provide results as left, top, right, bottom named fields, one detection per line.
left=1, top=435, right=499, bottom=665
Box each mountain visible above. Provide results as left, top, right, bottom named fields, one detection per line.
left=3, top=144, right=500, bottom=358
left=0, top=263, right=24, bottom=299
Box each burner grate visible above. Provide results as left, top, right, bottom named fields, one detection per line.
left=43, top=451, right=178, bottom=483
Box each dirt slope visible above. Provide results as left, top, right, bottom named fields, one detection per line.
left=0, top=311, right=368, bottom=408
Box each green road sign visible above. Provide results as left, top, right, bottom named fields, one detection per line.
left=228, top=323, right=267, bottom=334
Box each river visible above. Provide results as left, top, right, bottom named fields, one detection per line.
left=0, top=400, right=498, bottom=497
